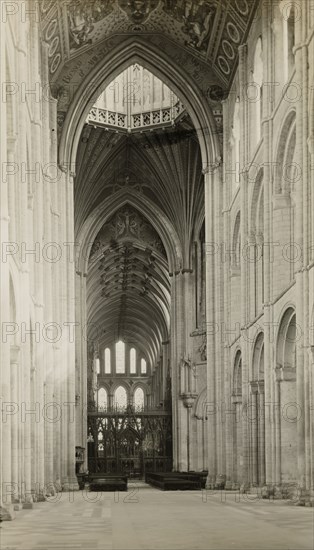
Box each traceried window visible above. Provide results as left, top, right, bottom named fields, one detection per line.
left=130, top=348, right=136, bottom=374
left=114, top=386, right=127, bottom=409
left=116, top=340, right=125, bottom=373
left=98, top=387, right=108, bottom=409
left=141, top=358, right=147, bottom=374
left=104, top=347, right=111, bottom=374
left=134, top=387, right=144, bottom=409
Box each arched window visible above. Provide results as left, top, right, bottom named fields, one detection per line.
left=134, top=387, right=144, bottom=409
left=98, top=387, right=108, bottom=409
left=141, top=358, right=147, bottom=374
left=116, top=340, right=125, bottom=373
left=130, top=348, right=136, bottom=374
left=104, top=348, right=111, bottom=374
left=114, top=386, right=127, bottom=409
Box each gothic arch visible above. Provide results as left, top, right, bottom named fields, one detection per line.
left=276, top=306, right=297, bottom=370
left=232, top=211, right=241, bottom=268
left=251, top=332, right=264, bottom=381
left=58, top=39, right=220, bottom=176
left=233, top=349, right=242, bottom=396
left=131, top=382, right=148, bottom=398
left=111, top=380, right=131, bottom=395
left=274, top=110, right=297, bottom=194
left=275, top=305, right=298, bottom=483
left=76, top=190, right=183, bottom=275
left=250, top=169, right=264, bottom=234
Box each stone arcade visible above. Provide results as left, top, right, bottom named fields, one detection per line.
left=1, top=0, right=314, bottom=547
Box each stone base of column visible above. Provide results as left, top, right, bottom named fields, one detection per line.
left=295, top=487, right=311, bottom=506
left=0, top=504, right=16, bottom=521
left=224, top=480, right=233, bottom=490
left=239, top=482, right=250, bottom=494
left=54, top=479, right=62, bottom=492
left=261, top=484, right=275, bottom=499
left=62, top=477, right=80, bottom=492
left=205, top=474, right=216, bottom=490
left=36, top=492, right=47, bottom=502
left=214, top=474, right=226, bottom=490
left=22, top=502, right=34, bottom=509
left=45, top=486, right=56, bottom=497
left=264, top=483, right=306, bottom=503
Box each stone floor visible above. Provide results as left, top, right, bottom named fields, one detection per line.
left=1, top=482, right=313, bottom=550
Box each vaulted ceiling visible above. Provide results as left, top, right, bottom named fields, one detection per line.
left=80, top=114, right=204, bottom=366
left=87, top=206, right=170, bottom=365
left=44, top=0, right=259, bottom=368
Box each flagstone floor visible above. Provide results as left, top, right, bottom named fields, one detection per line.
left=1, top=482, right=313, bottom=550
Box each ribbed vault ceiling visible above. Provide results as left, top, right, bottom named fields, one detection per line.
left=87, top=206, right=170, bottom=366
left=75, top=120, right=204, bottom=258
left=76, top=73, right=204, bottom=368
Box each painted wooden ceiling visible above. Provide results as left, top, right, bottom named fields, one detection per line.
left=41, top=0, right=258, bottom=88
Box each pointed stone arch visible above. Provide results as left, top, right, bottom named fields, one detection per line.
left=58, top=39, right=220, bottom=176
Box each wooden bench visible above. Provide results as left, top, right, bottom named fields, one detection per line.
left=145, top=472, right=200, bottom=491
left=88, top=474, right=128, bottom=492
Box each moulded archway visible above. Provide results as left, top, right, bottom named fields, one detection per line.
left=58, top=39, right=220, bottom=178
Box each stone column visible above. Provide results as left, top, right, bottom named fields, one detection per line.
left=275, top=367, right=282, bottom=485
left=182, top=395, right=197, bottom=472
left=204, top=161, right=221, bottom=487
left=10, top=346, right=20, bottom=506
left=250, top=383, right=258, bottom=485
left=262, top=0, right=274, bottom=486
left=75, top=271, right=88, bottom=464
left=294, top=0, right=307, bottom=490
left=41, top=41, right=55, bottom=496
left=0, top=130, right=15, bottom=518
left=66, top=171, right=79, bottom=490
left=258, top=381, right=265, bottom=485
left=238, top=42, right=250, bottom=488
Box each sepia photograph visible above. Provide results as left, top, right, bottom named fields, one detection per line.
left=0, top=1, right=313, bottom=549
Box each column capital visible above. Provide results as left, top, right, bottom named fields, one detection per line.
left=202, top=156, right=222, bottom=175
